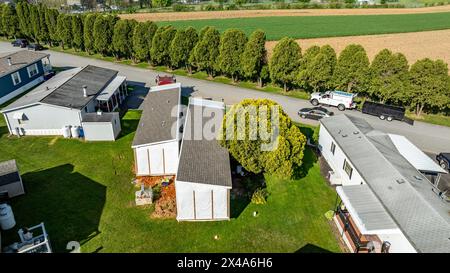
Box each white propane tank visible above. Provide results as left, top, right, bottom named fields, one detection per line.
left=71, top=126, right=80, bottom=138
left=0, top=203, right=16, bottom=230
left=62, top=126, right=72, bottom=138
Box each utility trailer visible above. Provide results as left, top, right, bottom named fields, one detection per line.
left=361, top=101, right=414, bottom=125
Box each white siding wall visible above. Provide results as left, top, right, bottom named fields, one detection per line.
left=4, top=104, right=81, bottom=136
left=318, top=126, right=364, bottom=186
left=175, top=181, right=230, bottom=221
left=81, top=115, right=121, bottom=141
left=134, top=140, right=179, bottom=176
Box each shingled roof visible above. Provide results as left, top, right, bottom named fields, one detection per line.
left=132, top=86, right=181, bottom=147
left=176, top=99, right=232, bottom=187
left=0, top=50, right=49, bottom=78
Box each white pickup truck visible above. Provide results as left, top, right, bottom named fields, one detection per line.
left=310, top=90, right=357, bottom=111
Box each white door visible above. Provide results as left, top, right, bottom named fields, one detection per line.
left=136, top=147, right=150, bottom=175
left=195, top=189, right=213, bottom=220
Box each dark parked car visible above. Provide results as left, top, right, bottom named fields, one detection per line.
left=27, top=43, right=44, bottom=51
left=436, top=153, right=450, bottom=171
left=361, top=101, right=405, bottom=122
left=298, top=107, right=334, bottom=120
left=11, top=39, right=29, bottom=48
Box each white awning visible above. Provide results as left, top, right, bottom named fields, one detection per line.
left=96, top=76, right=126, bottom=101
left=13, top=112, right=25, bottom=120
left=337, top=185, right=399, bottom=235
left=389, top=134, right=447, bottom=174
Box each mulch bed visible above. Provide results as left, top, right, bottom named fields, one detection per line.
left=136, top=175, right=177, bottom=219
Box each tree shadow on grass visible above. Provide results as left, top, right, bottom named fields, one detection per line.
left=293, top=147, right=318, bottom=180
left=2, top=164, right=106, bottom=253
left=295, top=243, right=333, bottom=253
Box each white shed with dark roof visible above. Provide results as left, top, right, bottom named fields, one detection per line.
left=0, top=160, right=25, bottom=198
left=131, top=83, right=182, bottom=176
left=81, top=112, right=121, bottom=141
left=175, top=98, right=232, bottom=221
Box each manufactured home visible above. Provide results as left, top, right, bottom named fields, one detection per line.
left=1, top=65, right=127, bottom=140
left=132, top=83, right=182, bottom=176
left=0, top=51, right=52, bottom=105
left=319, top=114, right=450, bottom=253
left=175, top=98, right=232, bottom=221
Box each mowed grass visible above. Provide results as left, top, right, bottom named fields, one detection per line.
left=0, top=111, right=340, bottom=253
left=158, top=12, right=450, bottom=40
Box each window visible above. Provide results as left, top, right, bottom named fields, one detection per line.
left=11, top=72, right=21, bottom=86
left=331, top=142, right=336, bottom=155
left=27, top=64, right=39, bottom=78
left=343, top=159, right=353, bottom=179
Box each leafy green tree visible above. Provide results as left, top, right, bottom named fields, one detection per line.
left=332, top=44, right=370, bottom=93
left=38, top=5, right=50, bottom=44
left=72, top=15, right=84, bottom=51
left=408, top=58, right=450, bottom=116
left=83, top=13, right=97, bottom=54
left=112, top=19, right=134, bottom=59
left=218, top=29, right=247, bottom=82
left=2, top=4, right=19, bottom=39
left=169, top=27, right=198, bottom=70
left=189, top=27, right=221, bottom=77
left=57, top=14, right=72, bottom=49
left=106, top=15, right=119, bottom=55
left=93, top=15, right=111, bottom=56
left=30, top=4, right=41, bottom=43
left=150, top=25, right=176, bottom=66
left=132, top=21, right=157, bottom=62
left=368, top=49, right=409, bottom=104
left=0, top=4, right=4, bottom=37
left=241, top=30, right=267, bottom=87
left=305, top=45, right=337, bottom=92
left=295, top=45, right=320, bottom=89
left=152, top=0, right=172, bottom=7
left=219, top=99, right=307, bottom=179
left=269, top=37, right=301, bottom=92
left=16, top=2, right=32, bottom=39
left=45, top=8, right=59, bottom=46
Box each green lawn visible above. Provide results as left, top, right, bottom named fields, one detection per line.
left=0, top=111, right=340, bottom=253
left=158, top=12, right=450, bottom=40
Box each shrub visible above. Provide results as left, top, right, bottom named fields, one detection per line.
left=172, top=4, right=194, bottom=12
left=251, top=188, right=269, bottom=205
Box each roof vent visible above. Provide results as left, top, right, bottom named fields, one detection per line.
left=342, top=134, right=348, bottom=138
left=161, top=121, right=166, bottom=127
left=167, top=100, right=170, bottom=104
left=353, top=131, right=359, bottom=135
left=7, top=57, right=12, bottom=66
left=414, top=175, right=423, bottom=181
left=45, top=86, right=49, bottom=91
left=396, top=178, right=406, bottom=184
left=82, top=85, right=88, bottom=98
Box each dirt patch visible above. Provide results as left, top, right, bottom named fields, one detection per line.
left=120, top=6, right=450, bottom=22
left=266, top=29, right=450, bottom=72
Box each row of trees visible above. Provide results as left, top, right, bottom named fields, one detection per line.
left=1, top=2, right=449, bottom=116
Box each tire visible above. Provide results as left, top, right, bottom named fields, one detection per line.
left=301, top=114, right=306, bottom=119
left=379, top=115, right=386, bottom=120
left=311, top=99, right=319, bottom=106
left=338, top=104, right=345, bottom=111
left=440, top=161, right=449, bottom=170
left=386, top=116, right=393, bottom=122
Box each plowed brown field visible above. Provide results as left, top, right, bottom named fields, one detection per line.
left=120, top=5, right=450, bottom=22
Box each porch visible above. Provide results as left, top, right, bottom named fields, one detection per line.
left=334, top=185, right=399, bottom=253
left=95, top=76, right=128, bottom=112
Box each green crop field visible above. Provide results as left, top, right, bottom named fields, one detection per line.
left=158, top=12, right=450, bottom=40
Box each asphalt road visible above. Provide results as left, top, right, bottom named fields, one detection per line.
left=1, top=42, right=450, bottom=154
